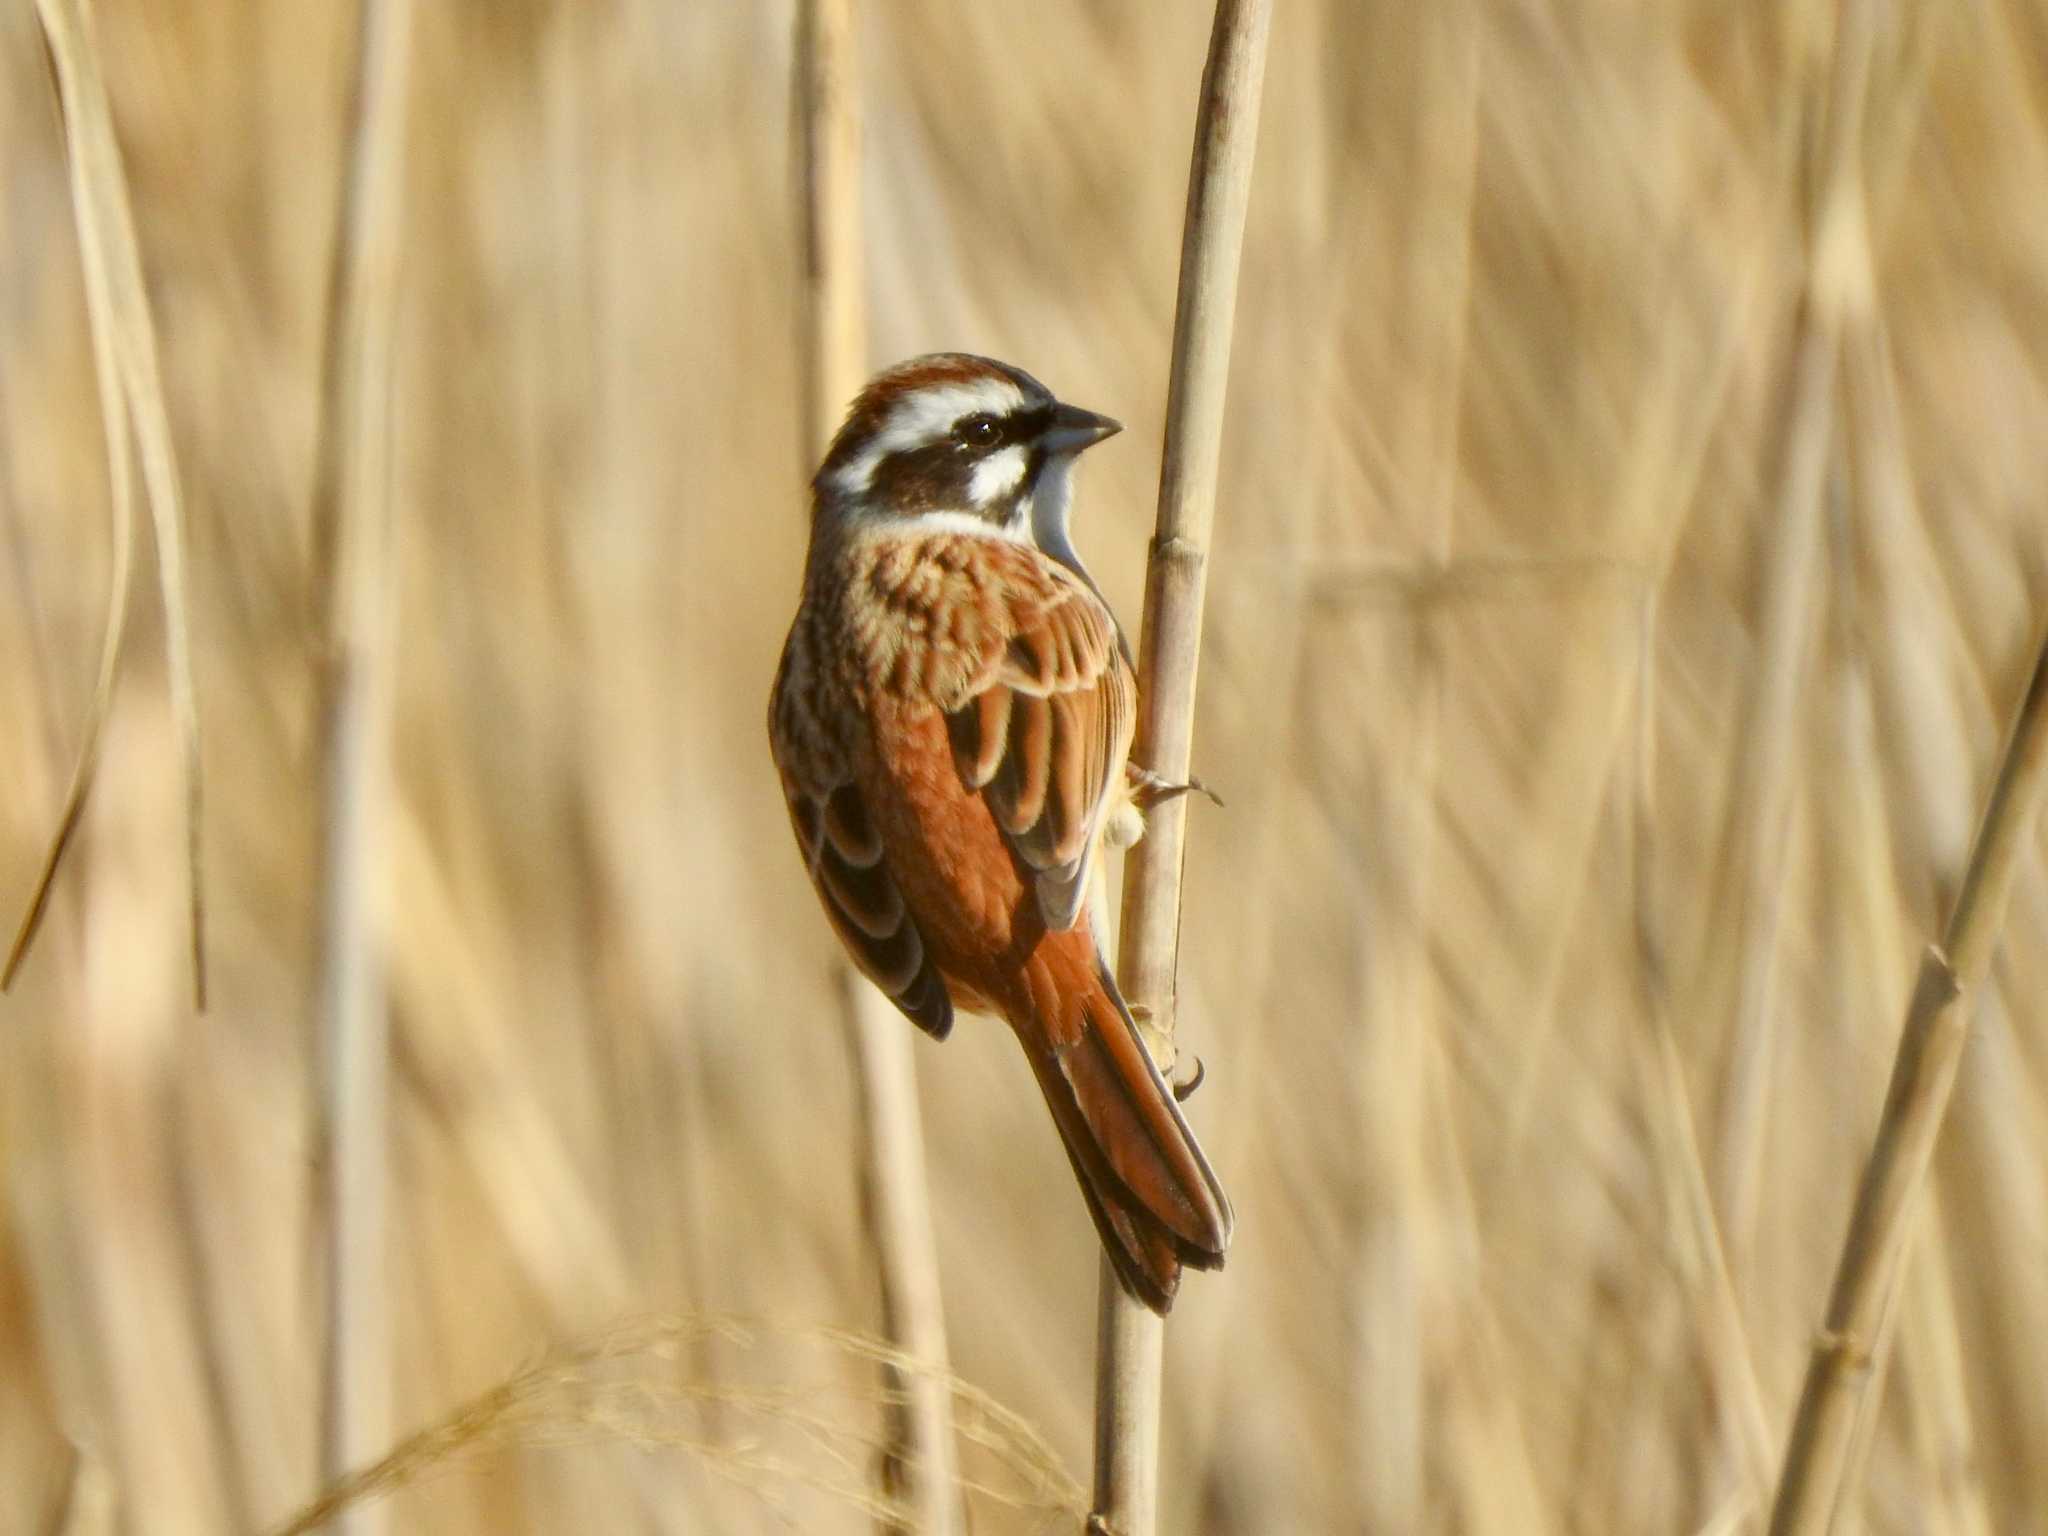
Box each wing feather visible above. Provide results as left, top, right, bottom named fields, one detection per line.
left=969, top=689, right=1011, bottom=786
left=822, top=783, right=883, bottom=866
left=772, top=642, right=954, bottom=1040
left=939, top=546, right=1136, bottom=931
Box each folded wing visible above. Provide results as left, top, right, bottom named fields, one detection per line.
left=940, top=547, right=1136, bottom=931
left=772, top=650, right=955, bottom=1038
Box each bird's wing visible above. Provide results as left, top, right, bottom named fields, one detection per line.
left=936, top=540, right=1138, bottom=932
left=770, top=622, right=955, bottom=1040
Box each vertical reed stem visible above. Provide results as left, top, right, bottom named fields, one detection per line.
left=796, top=0, right=865, bottom=465
left=1091, top=4, right=1272, bottom=1533
left=796, top=5, right=963, bottom=1529
left=309, top=2, right=414, bottom=1529
left=1710, top=0, right=1877, bottom=1274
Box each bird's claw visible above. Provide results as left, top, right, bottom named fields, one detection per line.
left=1127, top=763, right=1224, bottom=812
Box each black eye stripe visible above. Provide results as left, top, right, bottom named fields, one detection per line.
left=950, top=404, right=1055, bottom=449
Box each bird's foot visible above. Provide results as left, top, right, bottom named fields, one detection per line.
left=1126, top=1003, right=1207, bottom=1101
left=1126, top=1001, right=1172, bottom=1066
left=1127, top=763, right=1225, bottom=812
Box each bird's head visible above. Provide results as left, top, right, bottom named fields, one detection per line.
left=813, top=354, right=1121, bottom=545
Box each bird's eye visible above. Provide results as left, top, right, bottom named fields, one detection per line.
left=955, top=414, right=1002, bottom=448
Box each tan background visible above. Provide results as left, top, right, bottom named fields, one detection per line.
left=4, top=2, right=2047, bottom=1532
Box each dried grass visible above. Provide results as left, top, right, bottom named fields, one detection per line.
left=264, top=1315, right=1083, bottom=1536
left=9, top=0, right=202, bottom=1004
left=5, top=2, right=2048, bottom=1532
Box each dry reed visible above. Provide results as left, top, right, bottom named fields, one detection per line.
left=1770, top=632, right=2048, bottom=1532
left=1706, top=0, right=1874, bottom=1284
left=305, top=1, right=416, bottom=1530
left=261, top=1316, right=1082, bottom=1534
left=5, top=3, right=2048, bottom=1532
left=795, top=2, right=964, bottom=1528
left=1091, top=3, right=1272, bottom=1534
left=12, top=0, right=203, bottom=1005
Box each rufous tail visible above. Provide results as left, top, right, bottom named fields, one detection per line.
left=1011, top=937, right=1233, bottom=1313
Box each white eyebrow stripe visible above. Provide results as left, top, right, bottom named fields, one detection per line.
left=968, top=444, right=1028, bottom=506
left=826, top=377, right=1029, bottom=496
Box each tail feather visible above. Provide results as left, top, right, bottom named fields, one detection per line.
left=1014, top=942, right=1232, bottom=1313
left=1038, top=1100, right=1188, bottom=1313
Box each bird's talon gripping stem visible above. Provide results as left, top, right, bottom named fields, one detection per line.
left=1128, top=763, right=1224, bottom=812
left=1127, top=1001, right=1199, bottom=1095
left=1128, top=1001, right=1168, bottom=1060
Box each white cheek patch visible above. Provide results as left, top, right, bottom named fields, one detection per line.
left=827, top=377, right=1029, bottom=497
left=968, top=445, right=1028, bottom=507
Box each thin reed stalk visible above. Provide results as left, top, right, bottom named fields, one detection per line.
left=1768, top=631, right=2048, bottom=1534
left=308, top=2, right=415, bottom=1530
left=2, top=47, right=132, bottom=997
left=796, top=0, right=865, bottom=466
left=795, top=4, right=963, bottom=1529
left=836, top=975, right=963, bottom=1533
left=16, top=0, right=204, bottom=1007
left=1709, top=0, right=1877, bottom=1280
left=1091, top=3, right=1271, bottom=1532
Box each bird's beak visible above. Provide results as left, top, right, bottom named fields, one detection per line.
left=1043, top=402, right=1123, bottom=455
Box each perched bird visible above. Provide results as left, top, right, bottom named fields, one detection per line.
left=768, top=353, right=1232, bottom=1311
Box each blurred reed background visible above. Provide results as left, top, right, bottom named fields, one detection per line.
left=4, top=1, right=2048, bottom=1532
